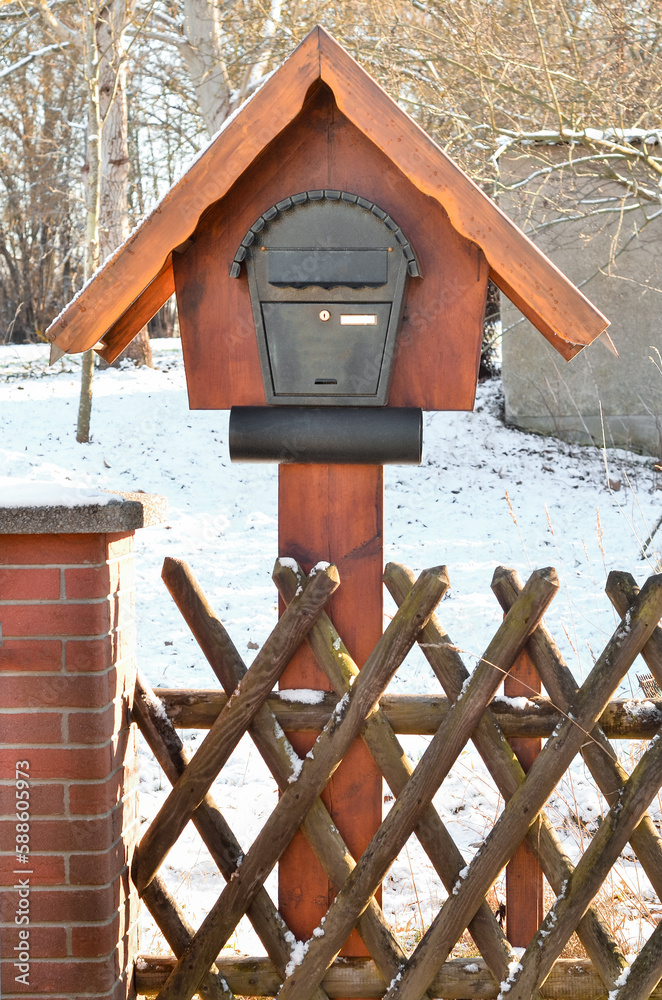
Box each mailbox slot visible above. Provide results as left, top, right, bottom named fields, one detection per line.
left=267, top=249, right=388, bottom=288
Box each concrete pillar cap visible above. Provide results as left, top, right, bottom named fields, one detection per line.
left=0, top=483, right=167, bottom=533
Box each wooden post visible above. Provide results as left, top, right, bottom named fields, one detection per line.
left=278, top=464, right=383, bottom=963
left=504, top=651, right=543, bottom=946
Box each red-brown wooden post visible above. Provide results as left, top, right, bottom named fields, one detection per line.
left=504, top=651, right=544, bottom=946
left=278, top=464, right=383, bottom=961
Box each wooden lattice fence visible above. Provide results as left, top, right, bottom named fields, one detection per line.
left=131, top=556, right=662, bottom=1000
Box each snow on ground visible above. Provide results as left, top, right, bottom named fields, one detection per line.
left=2, top=339, right=661, bottom=959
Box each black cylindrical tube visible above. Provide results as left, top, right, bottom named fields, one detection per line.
left=229, top=407, right=422, bottom=465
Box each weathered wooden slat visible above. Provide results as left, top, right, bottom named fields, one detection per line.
left=273, top=558, right=511, bottom=986
left=160, top=556, right=407, bottom=990
left=384, top=572, right=662, bottom=1000
left=505, top=716, right=662, bottom=1000
left=131, top=564, right=339, bottom=897
left=384, top=562, right=625, bottom=988
left=503, top=650, right=543, bottom=947
left=141, top=875, right=234, bottom=1000
left=610, top=919, right=662, bottom=1000
left=135, top=954, right=642, bottom=1000
left=276, top=567, right=560, bottom=1000
left=153, top=688, right=662, bottom=739
left=154, top=565, right=450, bottom=1000
left=494, top=568, right=662, bottom=906
left=132, top=672, right=311, bottom=985
left=606, top=572, right=662, bottom=686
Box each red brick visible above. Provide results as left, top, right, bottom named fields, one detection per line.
left=72, top=913, right=122, bottom=958
left=65, top=565, right=112, bottom=600
left=65, top=635, right=113, bottom=672
left=66, top=976, right=133, bottom=1000
left=0, top=853, right=67, bottom=887
left=0, top=638, right=63, bottom=672
left=0, top=567, right=61, bottom=600
left=69, top=841, right=128, bottom=886
left=0, top=809, right=132, bottom=853
left=0, top=781, right=65, bottom=817
left=67, top=704, right=118, bottom=746
left=65, top=623, right=136, bottom=672
left=3, top=995, right=70, bottom=1000
left=70, top=975, right=136, bottom=1000
left=0, top=711, right=63, bottom=745
left=0, top=884, right=119, bottom=924
left=106, top=533, right=134, bottom=558
left=0, top=673, right=116, bottom=710
left=68, top=768, right=128, bottom=815
left=109, top=592, right=135, bottom=632
left=0, top=600, right=110, bottom=638
left=0, top=533, right=109, bottom=565
left=108, top=557, right=135, bottom=595
left=22, top=954, right=122, bottom=993
left=0, top=741, right=129, bottom=780
left=0, top=924, right=67, bottom=960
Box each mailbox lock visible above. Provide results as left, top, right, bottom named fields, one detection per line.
left=319, top=310, right=331, bottom=322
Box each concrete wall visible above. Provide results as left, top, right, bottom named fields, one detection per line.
left=500, top=148, right=662, bottom=455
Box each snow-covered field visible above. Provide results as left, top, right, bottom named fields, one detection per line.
left=2, top=339, right=661, bottom=960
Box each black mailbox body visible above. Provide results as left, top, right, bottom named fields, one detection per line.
left=232, top=190, right=419, bottom=407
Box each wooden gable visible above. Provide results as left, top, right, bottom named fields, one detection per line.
left=46, top=26, right=609, bottom=406
left=174, top=84, right=488, bottom=410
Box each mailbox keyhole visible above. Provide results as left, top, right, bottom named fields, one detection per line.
left=319, top=310, right=331, bottom=322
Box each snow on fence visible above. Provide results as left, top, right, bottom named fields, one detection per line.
left=132, top=556, right=662, bottom=1000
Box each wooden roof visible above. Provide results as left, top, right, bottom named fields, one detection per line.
left=46, top=25, right=609, bottom=364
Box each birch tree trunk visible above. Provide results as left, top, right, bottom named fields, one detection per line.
left=179, top=0, right=232, bottom=136
left=76, top=12, right=101, bottom=443
left=76, top=0, right=150, bottom=441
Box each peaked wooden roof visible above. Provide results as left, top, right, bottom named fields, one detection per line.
left=47, top=25, right=609, bottom=364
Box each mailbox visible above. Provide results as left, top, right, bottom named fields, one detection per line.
left=230, top=189, right=420, bottom=406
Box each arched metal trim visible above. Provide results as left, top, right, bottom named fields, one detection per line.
left=230, top=190, right=421, bottom=279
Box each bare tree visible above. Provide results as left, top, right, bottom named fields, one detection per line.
left=20, top=0, right=152, bottom=439
left=0, top=34, right=85, bottom=343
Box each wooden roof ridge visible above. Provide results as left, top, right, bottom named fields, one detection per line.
left=46, top=24, right=609, bottom=364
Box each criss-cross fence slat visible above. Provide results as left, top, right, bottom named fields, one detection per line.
left=275, top=567, right=560, bottom=1000
left=159, top=557, right=411, bottom=990
left=504, top=729, right=662, bottom=1000
left=493, top=569, right=662, bottom=902
left=132, top=558, right=662, bottom=1000
left=272, top=559, right=513, bottom=985
left=385, top=561, right=626, bottom=986
left=379, top=572, right=662, bottom=1000
left=152, top=564, right=450, bottom=1000
left=136, top=954, right=642, bottom=999
left=132, top=673, right=330, bottom=1000
left=132, top=565, right=340, bottom=898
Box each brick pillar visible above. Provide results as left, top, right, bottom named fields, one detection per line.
left=0, top=491, right=165, bottom=1000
